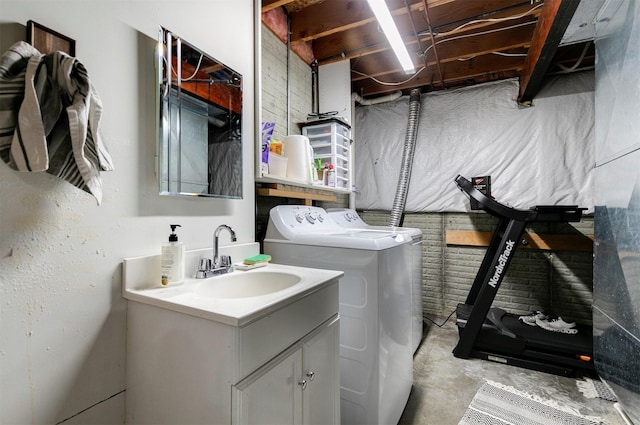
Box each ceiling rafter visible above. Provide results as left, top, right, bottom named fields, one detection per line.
left=344, top=21, right=535, bottom=79
left=518, top=0, right=581, bottom=103
left=423, top=0, right=444, bottom=86
left=289, top=0, right=424, bottom=43
left=262, top=0, right=298, bottom=12
left=261, top=0, right=596, bottom=99
left=311, top=3, right=540, bottom=65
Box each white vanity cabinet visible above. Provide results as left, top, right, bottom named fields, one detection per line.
left=232, top=315, right=340, bottom=425
left=124, top=264, right=341, bottom=425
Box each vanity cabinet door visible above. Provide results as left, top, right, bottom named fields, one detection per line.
left=232, top=348, right=303, bottom=425
left=232, top=315, right=339, bottom=425
left=302, top=316, right=340, bottom=425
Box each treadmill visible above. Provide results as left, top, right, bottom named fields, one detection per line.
left=452, top=175, right=594, bottom=377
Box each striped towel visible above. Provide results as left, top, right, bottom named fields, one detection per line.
left=0, top=41, right=114, bottom=205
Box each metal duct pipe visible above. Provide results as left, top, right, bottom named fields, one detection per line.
left=389, top=88, right=422, bottom=227
left=352, top=90, right=402, bottom=106
left=311, top=61, right=319, bottom=115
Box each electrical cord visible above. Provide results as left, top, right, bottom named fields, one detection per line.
left=350, top=18, right=536, bottom=85
left=556, top=42, right=591, bottom=72
left=161, top=51, right=204, bottom=81
left=423, top=309, right=457, bottom=328
left=422, top=20, right=536, bottom=58
left=351, top=66, right=426, bottom=86
left=457, top=50, right=528, bottom=61
left=340, top=3, right=544, bottom=87
left=431, top=2, right=544, bottom=38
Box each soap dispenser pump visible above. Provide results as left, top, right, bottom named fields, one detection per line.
left=161, top=224, right=185, bottom=286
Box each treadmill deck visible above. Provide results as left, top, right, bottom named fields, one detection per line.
left=456, top=304, right=594, bottom=375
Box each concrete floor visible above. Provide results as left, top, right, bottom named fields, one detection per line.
left=398, top=318, right=625, bottom=425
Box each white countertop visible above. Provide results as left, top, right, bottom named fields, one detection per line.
left=122, top=263, right=343, bottom=327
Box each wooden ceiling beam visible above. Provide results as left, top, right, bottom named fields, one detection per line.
left=312, top=4, right=538, bottom=64
left=310, top=11, right=423, bottom=62
left=518, top=0, right=580, bottom=104
left=351, top=43, right=529, bottom=82
left=262, top=0, right=298, bottom=13
left=425, top=0, right=537, bottom=29
left=299, top=0, right=534, bottom=47
left=289, top=0, right=424, bottom=43
left=425, top=24, right=535, bottom=64
left=345, top=23, right=533, bottom=80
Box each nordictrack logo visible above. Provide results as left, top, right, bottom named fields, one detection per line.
left=488, top=240, right=515, bottom=288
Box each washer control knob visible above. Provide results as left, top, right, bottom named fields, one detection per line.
left=295, top=213, right=304, bottom=223
left=305, top=212, right=316, bottom=224
left=317, top=214, right=324, bottom=222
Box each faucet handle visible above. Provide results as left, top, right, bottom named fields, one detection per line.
left=198, top=257, right=212, bottom=272
left=196, top=258, right=212, bottom=279
left=220, top=255, right=232, bottom=267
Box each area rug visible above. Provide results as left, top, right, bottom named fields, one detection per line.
left=577, top=377, right=618, bottom=402
left=459, top=380, right=604, bottom=425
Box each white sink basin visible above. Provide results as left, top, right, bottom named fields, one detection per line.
left=193, top=271, right=302, bottom=298
left=123, top=259, right=343, bottom=326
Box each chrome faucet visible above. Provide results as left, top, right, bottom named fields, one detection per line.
left=196, top=224, right=237, bottom=279
left=214, top=224, right=237, bottom=268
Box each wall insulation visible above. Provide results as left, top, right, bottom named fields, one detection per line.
left=354, top=72, right=595, bottom=213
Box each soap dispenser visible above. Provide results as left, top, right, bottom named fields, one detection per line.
left=161, top=224, right=185, bottom=286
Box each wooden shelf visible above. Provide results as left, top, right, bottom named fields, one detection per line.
left=257, top=183, right=337, bottom=205
left=446, top=230, right=594, bottom=252
left=256, top=175, right=350, bottom=194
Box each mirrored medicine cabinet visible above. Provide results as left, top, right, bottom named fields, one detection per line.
left=157, top=27, right=243, bottom=199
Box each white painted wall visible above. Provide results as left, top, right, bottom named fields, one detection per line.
left=0, top=1, right=256, bottom=423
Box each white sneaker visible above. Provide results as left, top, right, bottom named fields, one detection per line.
left=536, top=317, right=578, bottom=334
left=518, top=311, right=547, bottom=326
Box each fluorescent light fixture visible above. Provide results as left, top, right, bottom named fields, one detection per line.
left=367, top=0, right=415, bottom=74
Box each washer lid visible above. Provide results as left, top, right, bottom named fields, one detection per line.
left=265, top=205, right=412, bottom=250
left=265, top=230, right=411, bottom=250
left=326, top=208, right=423, bottom=238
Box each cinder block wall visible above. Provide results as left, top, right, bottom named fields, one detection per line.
left=358, top=210, right=595, bottom=325
left=261, top=24, right=311, bottom=140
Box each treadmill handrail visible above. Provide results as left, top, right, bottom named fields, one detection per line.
left=455, top=175, right=534, bottom=221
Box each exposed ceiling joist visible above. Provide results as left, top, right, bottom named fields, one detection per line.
left=262, top=0, right=597, bottom=100
left=518, top=0, right=581, bottom=104
left=262, top=0, right=297, bottom=13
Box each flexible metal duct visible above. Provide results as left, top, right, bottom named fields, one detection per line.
left=389, top=88, right=422, bottom=227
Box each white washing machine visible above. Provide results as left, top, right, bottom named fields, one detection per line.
left=327, top=208, right=424, bottom=354
left=264, top=205, right=413, bottom=425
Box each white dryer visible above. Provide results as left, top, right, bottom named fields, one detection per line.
left=264, top=205, right=413, bottom=425
left=327, top=208, right=424, bottom=354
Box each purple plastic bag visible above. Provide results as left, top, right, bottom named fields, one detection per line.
left=261, top=122, right=275, bottom=164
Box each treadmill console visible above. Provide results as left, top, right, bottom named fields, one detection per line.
left=455, top=175, right=586, bottom=222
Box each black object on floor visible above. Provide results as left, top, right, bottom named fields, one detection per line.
left=452, top=175, right=593, bottom=377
